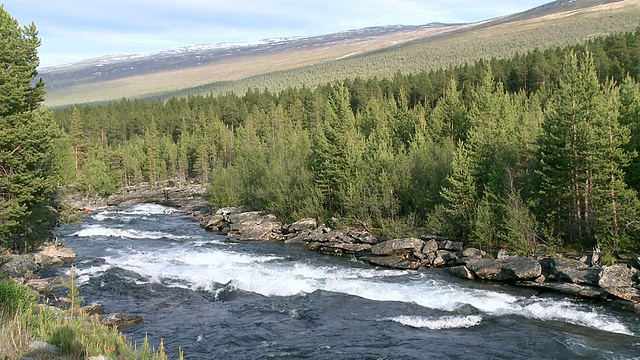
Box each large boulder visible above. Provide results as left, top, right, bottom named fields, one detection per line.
left=366, top=255, right=420, bottom=270
left=438, top=240, right=463, bottom=251
left=544, top=257, right=599, bottom=285
left=598, top=264, right=638, bottom=288
left=461, top=247, right=486, bottom=259
left=598, top=264, right=640, bottom=302
left=203, top=214, right=225, bottom=230
left=517, top=281, right=608, bottom=299
left=0, top=254, right=37, bottom=279
left=371, top=238, right=424, bottom=256
left=33, top=244, right=76, bottom=268
left=305, top=241, right=371, bottom=255
left=421, top=239, right=438, bottom=254
left=347, top=230, right=380, bottom=244
left=467, top=257, right=542, bottom=281
left=448, top=265, right=475, bottom=280
left=226, top=211, right=282, bottom=241
left=282, top=218, right=317, bottom=234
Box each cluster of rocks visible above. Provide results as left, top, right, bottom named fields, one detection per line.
left=107, top=181, right=211, bottom=215
left=1, top=242, right=77, bottom=281
left=198, top=208, right=640, bottom=314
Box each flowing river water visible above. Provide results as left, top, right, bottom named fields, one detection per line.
left=51, top=204, right=640, bottom=359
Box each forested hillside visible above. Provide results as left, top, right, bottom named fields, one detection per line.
left=52, top=29, right=640, bottom=259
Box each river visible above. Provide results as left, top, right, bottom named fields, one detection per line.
left=52, top=204, right=640, bottom=359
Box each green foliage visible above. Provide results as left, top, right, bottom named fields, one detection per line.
left=0, top=274, right=178, bottom=359
left=0, top=7, right=58, bottom=252
left=0, top=279, right=37, bottom=315
left=538, top=52, right=639, bottom=250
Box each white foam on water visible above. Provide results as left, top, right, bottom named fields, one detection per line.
left=385, top=315, right=483, bottom=330
left=72, top=225, right=189, bottom=240
left=107, top=246, right=632, bottom=335
left=519, top=300, right=633, bottom=335
left=192, top=239, right=226, bottom=247
left=68, top=264, right=113, bottom=285
left=126, top=203, right=174, bottom=215
left=73, top=206, right=635, bottom=337
left=90, top=203, right=173, bottom=221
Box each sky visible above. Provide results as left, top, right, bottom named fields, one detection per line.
left=3, top=0, right=551, bottom=68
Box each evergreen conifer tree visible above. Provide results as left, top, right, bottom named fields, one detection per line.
left=0, top=6, right=57, bottom=251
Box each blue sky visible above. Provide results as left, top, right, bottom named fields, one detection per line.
left=3, top=0, right=550, bottom=68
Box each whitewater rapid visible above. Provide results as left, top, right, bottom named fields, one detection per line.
left=67, top=204, right=635, bottom=335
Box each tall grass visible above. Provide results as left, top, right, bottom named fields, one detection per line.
left=0, top=276, right=182, bottom=359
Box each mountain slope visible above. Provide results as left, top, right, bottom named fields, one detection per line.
left=41, top=0, right=640, bottom=107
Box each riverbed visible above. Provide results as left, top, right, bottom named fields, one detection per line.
left=52, top=204, right=640, bottom=359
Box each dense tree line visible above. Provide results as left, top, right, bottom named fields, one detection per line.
left=0, top=6, right=58, bottom=252
left=38, top=29, right=640, bottom=258
left=48, top=28, right=640, bottom=260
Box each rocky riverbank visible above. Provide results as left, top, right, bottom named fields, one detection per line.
left=63, top=183, right=640, bottom=315
left=197, top=206, right=640, bottom=314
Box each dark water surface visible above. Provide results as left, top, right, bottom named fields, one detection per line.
left=52, top=204, right=640, bottom=359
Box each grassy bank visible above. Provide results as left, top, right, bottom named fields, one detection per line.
left=0, top=274, right=179, bottom=359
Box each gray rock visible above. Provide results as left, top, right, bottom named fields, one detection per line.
left=516, top=281, right=608, bottom=299
left=366, top=256, right=420, bottom=270
left=215, top=206, right=245, bottom=216
left=227, top=212, right=282, bottom=241
left=347, top=230, right=380, bottom=244
left=448, top=265, right=475, bottom=280
left=438, top=240, right=463, bottom=251
left=27, top=341, right=59, bottom=355
left=598, top=264, right=640, bottom=302
left=100, top=313, right=143, bottom=328
left=371, top=238, right=424, bottom=256
left=421, top=239, right=438, bottom=254
left=495, top=249, right=517, bottom=259
left=467, top=257, right=542, bottom=281
left=33, top=244, right=76, bottom=268
left=462, top=247, right=486, bottom=259
left=0, top=254, right=37, bottom=279
left=228, top=211, right=266, bottom=226
left=421, top=252, right=436, bottom=267
left=432, top=255, right=447, bottom=267
left=603, top=286, right=640, bottom=302
left=421, top=233, right=445, bottom=241
left=617, top=253, right=639, bottom=261
left=283, top=218, right=317, bottom=234
left=316, top=230, right=353, bottom=244
left=307, top=242, right=371, bottom=255
left=598, top=264, right=638, bottom=288
left=545, top=257, right=599, bottom=285
left=204, top=214, right=225, bottom=230
left=83, top=303, right=105, bottom=316
left=25, top=278, right=63, bottom=293
left=436, top=250, right=458, bottom=264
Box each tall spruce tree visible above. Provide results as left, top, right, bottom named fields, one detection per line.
left=312, top=82, right=364, bottom=215
left=538, top=52, right=638, bottom=250
left=0, top=6, right=57, bottom=252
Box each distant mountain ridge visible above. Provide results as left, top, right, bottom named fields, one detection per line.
left=40, top=0, right=640, bottom=107
left=39, top=23, right=457, bottom=90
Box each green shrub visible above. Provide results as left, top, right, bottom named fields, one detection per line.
left=0, top=279, right=37, bottom=316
